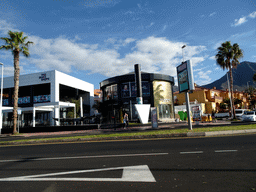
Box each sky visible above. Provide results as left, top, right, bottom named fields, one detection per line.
left=0, top=0, right=255, bottom=89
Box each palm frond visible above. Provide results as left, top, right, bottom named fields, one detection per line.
left=22, top=50, right=30, bottom=57
left=0, top=45, right=13, bottom=50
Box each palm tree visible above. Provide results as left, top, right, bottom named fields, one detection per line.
left=215, top=41, right=243, bottom=119
left=0, top=31, right=33, bottom=134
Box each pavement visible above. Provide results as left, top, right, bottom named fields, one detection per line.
left=0, top=120, right=256, bottom=146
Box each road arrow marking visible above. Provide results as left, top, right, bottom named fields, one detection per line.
left=0, top=165, right=156, bottom=182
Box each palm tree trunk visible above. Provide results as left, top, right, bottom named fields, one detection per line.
left=13, top=50, right=20, bottom=134
left=229, top=68, right=236, bottom=119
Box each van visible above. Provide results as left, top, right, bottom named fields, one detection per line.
left=235, top=109, right=248, bottom=120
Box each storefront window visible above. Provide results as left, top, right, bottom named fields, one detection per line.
left=142, top=82, right=150, bottom=97
left=121, top=83, right=130, bottom=98
left=130, top=81, right=150, bottom=97
left=104, top=84, right=118, bottom=101
left=18, top=96, right=31, bottom=104
left=131, top=82, right=136, bottom=97
left=112, top=84, right=118, bottom=99
left=104, top=86, right=112, bottom=101
left=3, top=99, right=8, bottom=106
left=33, top=95, right=51, bottom=103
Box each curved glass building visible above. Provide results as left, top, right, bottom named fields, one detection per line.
left=100, top=72, right=175, bottom=123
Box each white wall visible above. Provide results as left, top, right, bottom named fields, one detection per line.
left=2, top=70, right=95, bottom=115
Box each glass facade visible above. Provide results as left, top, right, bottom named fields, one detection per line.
left=100, top=72, right=175, bottom=123
left=121, top=82, right=150, bottom=98
left=104, top=84, right=118, bottom=101
left=153, top=81, right=174, bottom=119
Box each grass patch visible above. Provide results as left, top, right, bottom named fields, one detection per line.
left=1, top=124, right=256, bottom=145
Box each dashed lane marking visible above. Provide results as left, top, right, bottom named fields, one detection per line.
left=180, top=151, right=203, bottom=154
left=214, top=150, right=238, bottom=153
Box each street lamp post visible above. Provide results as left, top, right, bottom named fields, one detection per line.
left=0, top=62, right=3, bottom=134
left=181, top=45, right=192, bottom=130
left=182, top=45, right=186, bottom=62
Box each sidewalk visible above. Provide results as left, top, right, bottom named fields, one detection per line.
left=0, top=120, right=255, bottom=146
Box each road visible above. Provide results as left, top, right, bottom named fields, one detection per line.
left=0, top=135, right=255, bottom=191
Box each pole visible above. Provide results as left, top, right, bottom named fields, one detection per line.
left=134, top=64, right=143, bottom=104
left=185, top=91, right=192, bottom=130
left=181, top=45, right=192, bottom=130
left=0, top=63, right=3, bottom=134
left=182, top=45, right=186, bottom=62
left=80, top=97, right=83, bottom=125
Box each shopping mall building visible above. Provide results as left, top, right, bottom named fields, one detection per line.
left=2, top=70, right=94, bottom=128
left=100, top=72, right=175, bottom=123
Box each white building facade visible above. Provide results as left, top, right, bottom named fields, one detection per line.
left=2, top=70, right=94, bottom=128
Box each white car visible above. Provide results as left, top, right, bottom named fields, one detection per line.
left=241, top=111, right=256, bottom=122
left=235, top=109, right=248, bottom=120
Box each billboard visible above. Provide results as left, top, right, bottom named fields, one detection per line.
left=176, top=60, right=194, bottom=93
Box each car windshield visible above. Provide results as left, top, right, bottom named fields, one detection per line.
left=244, top=111, right=255, bottom=115
left=236, top=111, right=243, bottom=114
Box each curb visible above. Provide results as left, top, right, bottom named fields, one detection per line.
left=205, top=129, right=256, bottom=136
left=0, top=129, right=256, bottom=146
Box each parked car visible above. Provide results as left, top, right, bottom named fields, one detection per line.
left=241, top=111, right=256, bottom=122
left=235, top=109, right=248, bottom=120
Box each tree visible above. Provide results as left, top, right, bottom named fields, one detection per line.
left=0, top=31, right=33, bottom=134
left=215, top=41, right=243, bottom=119
left=67, top=99, right=81, bottom=118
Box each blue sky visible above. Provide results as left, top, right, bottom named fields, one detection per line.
left=0, top=0, right=255, bottom=89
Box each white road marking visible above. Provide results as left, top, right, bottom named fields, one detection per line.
left=0, top=165, right=156, bottom=182
left=0, top=153, right=168, bottom=163
left=214, top=150, right=238, bottom=153
left=180, top=151, right=203, bottom=154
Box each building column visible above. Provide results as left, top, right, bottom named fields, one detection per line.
left=32, top=107, right=36, bottom=127
left=54, top=105, right=60, bottom=126
left=50, top=111, right=54, bottom=126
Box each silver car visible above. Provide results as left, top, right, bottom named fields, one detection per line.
left=241, top=111, right=256, bottom=122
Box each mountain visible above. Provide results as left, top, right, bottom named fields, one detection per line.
left=201, top=61, right=256, bottom=91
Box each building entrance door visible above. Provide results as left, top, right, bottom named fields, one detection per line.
left=158, top=104, right=170, bottom=119
left=24, top=113, right=33, bottom=127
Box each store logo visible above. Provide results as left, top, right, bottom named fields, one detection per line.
left=39, top=73, right=49, bottom=81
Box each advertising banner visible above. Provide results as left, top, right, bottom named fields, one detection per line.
left=176, top=60, right=194, bottom=93
left=151, top=107, right=158, bottom=129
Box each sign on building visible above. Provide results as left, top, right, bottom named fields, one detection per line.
left=176, top=60, right=194, bottom=93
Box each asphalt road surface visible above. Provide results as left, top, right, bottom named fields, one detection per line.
left=0, top=135, right=255, bottom=192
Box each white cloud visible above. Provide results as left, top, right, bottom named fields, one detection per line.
left=3, top=66, right=25, bottom=77
left=231, top=11, right=256, bottom=27
left=233, top=16, right=247, bottom=26
left=162, top=25, right=167, bottom=31
left=209, top=12, right=216, bottom=17
left=249, top=11, right=256, bottom=18
left=209, top=56, right=215, bottom=60
left=23, top=35, right=207, bottom=78
left=123, top=38, right=136, bottom=46
left=82, top=0, right=120, bottom=8
left=105, top=38, right=117, bottom=44
left=147, top=22, right=154, bottom=27
left=0, top=20, right=18, bottom=36
left=196, top=70, right=212, bottom=85
left=194, top=66, right=207, bottom=72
